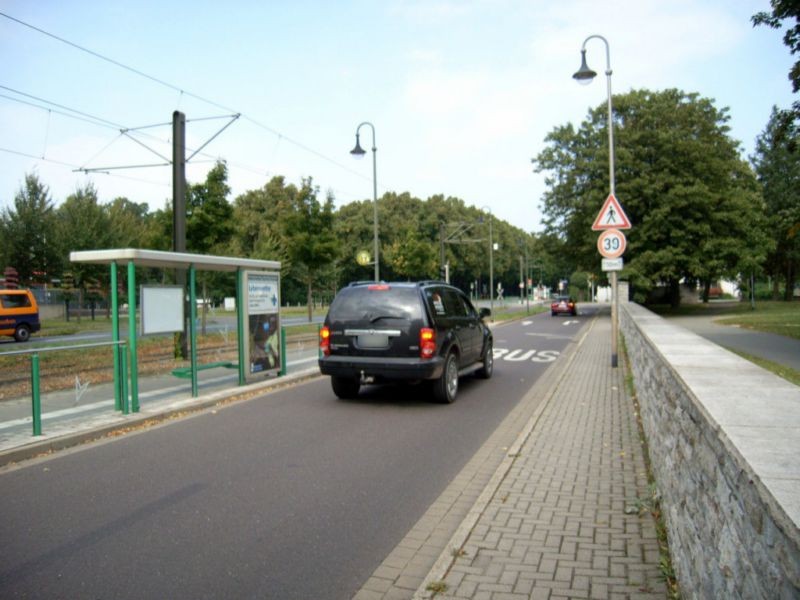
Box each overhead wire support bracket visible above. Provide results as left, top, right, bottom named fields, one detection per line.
left=75, top=113, right=241, bottom=173
left=120, top=130, right=172, bottom=163
left=75, top=162, right=170, bottom=174
left=186, top=114, right=240, bottom=162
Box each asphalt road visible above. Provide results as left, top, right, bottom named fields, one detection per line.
left=663, top=311, right=800, bottom=372
left=0, top=308, right=594, bottom=599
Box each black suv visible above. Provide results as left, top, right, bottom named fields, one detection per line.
left=318, top=281, right=493, bottom=403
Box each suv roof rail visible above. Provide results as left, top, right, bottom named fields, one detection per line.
left=345, top=280, right=453, bottom=288
left=347, top=280, right=384, bottom=287
left=416, top=280, right=450, bottom=286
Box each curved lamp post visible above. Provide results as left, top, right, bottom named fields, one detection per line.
left=350, top=122, right=379, bottom=281
left=573, top=34, right=619, bottom=368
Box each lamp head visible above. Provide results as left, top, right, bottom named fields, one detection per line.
left=572, top=49, right=596, bottom=85
left=350, top=133, right=366, bottom=159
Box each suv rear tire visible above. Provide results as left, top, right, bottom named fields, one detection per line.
left=331, top=376, right=360, bottom=399
left=433, top=352, right=459, bottom=404
left=476, top=339, right=493, bottom=379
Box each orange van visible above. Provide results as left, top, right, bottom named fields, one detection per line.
left=0, top=289, right=41, bottom=342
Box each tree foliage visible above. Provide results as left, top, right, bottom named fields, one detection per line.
left=0, top=173, right=61, bottom=285
left=282, top=179, right=339, bottom=320
left=187, top=161, right=234, bottom=255
left=752, top=106, right=800, bottom=299
left=534, top=88, right=771, bottom=305
left=9, top=87, right=777, bottom=312
left=753, top=0, right=800, bottom=134
left=56, top=183, right=113, bottom=290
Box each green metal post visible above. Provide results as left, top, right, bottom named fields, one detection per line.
left=111, top=261, right=121, bottom=411
left=236, top=269, right=246, bottom=385
left=127, top=260, right=139, bottom=412
left=121, top=343, right=129, bottom=414
left=189, top=265, right=198, bottom=397
left=279, top=326, right=287, bottom=377
left=31, top=353, right=42, bottom=436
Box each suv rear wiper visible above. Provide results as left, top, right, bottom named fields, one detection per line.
left=368, top=314, right=406, bottom=323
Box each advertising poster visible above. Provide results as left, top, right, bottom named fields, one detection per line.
left=245, top=272, right=281, bottom=378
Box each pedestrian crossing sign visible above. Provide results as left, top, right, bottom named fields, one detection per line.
left=591, top=194, right=631, bottom=231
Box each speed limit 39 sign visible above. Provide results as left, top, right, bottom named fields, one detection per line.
left=597, top=228, right=626, bottom=258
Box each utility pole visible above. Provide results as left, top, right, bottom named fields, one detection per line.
left=173, top=110, right=188, bottom=359
left=439, top=222, right=446, bottom=281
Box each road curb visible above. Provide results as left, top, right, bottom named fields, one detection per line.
left=412, top=314, right=598, bottom=599
left=0, top=367, right=321, bottom=469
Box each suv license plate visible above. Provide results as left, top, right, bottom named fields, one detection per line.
left=358, top=334, right=389, bottom=348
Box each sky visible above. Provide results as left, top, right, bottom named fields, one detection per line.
left=0, top=0, right=795, bottom=234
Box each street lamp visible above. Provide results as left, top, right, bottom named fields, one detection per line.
left=350, top=122, right=379, bottom=281
left=573, top=35, right=615, bottom=197
left=574, top=34, right=619, bottom=368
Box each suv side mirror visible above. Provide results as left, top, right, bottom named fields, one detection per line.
left=479, top=307, right=491, bottom=319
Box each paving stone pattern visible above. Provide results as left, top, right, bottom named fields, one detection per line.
left=433, top=319, right=666, bottom=599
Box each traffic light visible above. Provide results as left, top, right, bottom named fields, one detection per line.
left=62, top=272, right=75, bottom=291
left=3, top=266, right=19, bottom=289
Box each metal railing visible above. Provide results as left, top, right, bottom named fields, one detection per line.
left=2, top=323, right=321, bottom=438
left=1, top=340, right=128, bottom=436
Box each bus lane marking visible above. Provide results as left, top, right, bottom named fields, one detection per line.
left=493, top=348, right=560, bottom=363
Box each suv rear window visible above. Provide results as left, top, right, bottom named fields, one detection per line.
left=327, top=286, right=422, bottom=321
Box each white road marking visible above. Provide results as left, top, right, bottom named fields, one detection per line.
left=525, top=332, right=572, bottom=340
left=492, top=348, right=560, bottom=363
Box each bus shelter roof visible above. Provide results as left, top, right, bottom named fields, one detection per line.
left=70, top=248, right=280, bottom=272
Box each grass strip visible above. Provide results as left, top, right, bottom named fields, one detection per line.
left=724, top=347, right=800, bottom=387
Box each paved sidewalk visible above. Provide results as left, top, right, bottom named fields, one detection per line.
left=413, top=315, right=666, bottom=599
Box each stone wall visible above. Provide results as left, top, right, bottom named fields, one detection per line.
left=620, top=303, right=799, bottom=599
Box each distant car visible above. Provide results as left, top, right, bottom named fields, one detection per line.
left=551, top=295, right=577, bottom=317
left=0, top=289, right=41, bottom=342
left=318, top=281, right=493, bottom=403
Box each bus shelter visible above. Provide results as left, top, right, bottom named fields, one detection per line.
left=70, top=248, right=281, bottom=413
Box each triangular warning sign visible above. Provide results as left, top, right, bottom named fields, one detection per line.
left=592, top=193, right=631, bottom=231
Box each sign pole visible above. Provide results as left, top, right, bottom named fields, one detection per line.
left=611, top=270, right=618, bottom=368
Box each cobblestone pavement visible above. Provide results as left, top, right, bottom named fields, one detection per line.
left=415, top=315, right=667, bottom=599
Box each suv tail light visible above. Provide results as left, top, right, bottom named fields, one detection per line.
left=320, top=326, right=331, bottom=356
left=420, top=327, right=436, bottom=359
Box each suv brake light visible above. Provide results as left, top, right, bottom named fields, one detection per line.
left=368, top=284, right=390, bottom=291
left=420, top=327, right=436, bottom=359
left=320, top=326, right=331, bottom=356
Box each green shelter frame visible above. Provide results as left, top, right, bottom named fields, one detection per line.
left=70, top=248, right=281, bottom=413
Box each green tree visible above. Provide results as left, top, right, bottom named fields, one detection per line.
left=534, top=88, right=771, bottom=306
left=333, top=198, right=382, bottom=285
left=185, top=162, right=237, bottom=306
left=283, top=179, right=339, bottom=321
left=56, top=183, right=112, bottom=292
left=0, top=173, right=61, bottom=285
left=55, top=183, right=114, bottom=320
left=752, top=106, right=800, bottom=299
left=105, top=197, right=152, bottom=248
left=187, top=161, right=234, bottom=254
left=231, top=175, right=293, bottom=269
left=384, top=230, right=438, bottom=279
left=753, top=0, right=800, bottom=134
